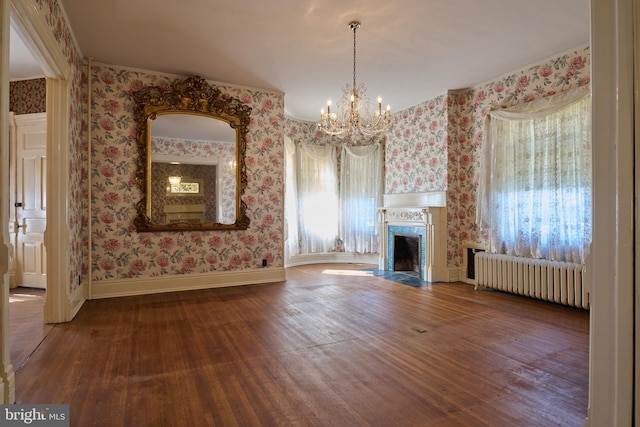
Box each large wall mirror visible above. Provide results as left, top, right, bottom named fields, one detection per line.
left=133, top=76, right=252, bottom=231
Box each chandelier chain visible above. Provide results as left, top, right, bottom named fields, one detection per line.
left=352, top=22, right=357, bottom=95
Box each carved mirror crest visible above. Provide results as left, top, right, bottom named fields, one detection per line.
left=133, top=76, right=251, bottom=231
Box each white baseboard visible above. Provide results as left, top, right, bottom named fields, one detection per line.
left=69, top=284, right=85, bottom=318
left=285, top=253, right=378, bottom=267
left=448, top=268, right=462, bottom=283
left=90, top=268, right=287, bottom=299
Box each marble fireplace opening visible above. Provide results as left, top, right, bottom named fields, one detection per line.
left=393, top=234, right=421, bottom=277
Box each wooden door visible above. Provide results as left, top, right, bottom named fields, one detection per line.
left=13, top=113, right=47, bottom=289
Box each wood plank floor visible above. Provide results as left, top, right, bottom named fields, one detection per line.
left=14, top=264, right=589, bottom=427
left=9, top=287, right=52, bottom=373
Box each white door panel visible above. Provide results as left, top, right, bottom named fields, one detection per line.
left=14, top=113, right=47, bottom=289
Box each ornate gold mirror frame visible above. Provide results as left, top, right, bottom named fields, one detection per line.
left=133, top=76, right=252, bottom=231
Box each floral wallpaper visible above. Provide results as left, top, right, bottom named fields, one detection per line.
left=385, top=95, right=450, bottom=193
left=286, top=119, right=337, bottom=146
left=9, top=78, right=46, bottom=114
left=90, top=64, right=285, bottom=280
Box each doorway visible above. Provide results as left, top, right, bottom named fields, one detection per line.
left=8, top=0, right=72, bottom=325
left=7, top=18, right=50, bottom=390
left=2, top=0, right=75, bottom=404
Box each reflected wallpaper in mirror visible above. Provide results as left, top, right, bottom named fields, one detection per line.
left=150, top=114, right=237, bottom=225
left=151, top=163, right=217, bottom=224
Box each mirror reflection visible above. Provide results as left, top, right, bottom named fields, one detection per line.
left=150, top=114, right=237, bottom=225
left=132, top=75, right=252, bottom=231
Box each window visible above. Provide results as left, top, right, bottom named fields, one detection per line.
left=477, top=87, right=591, bottom=263
left=294, top=142, right=339, bottom=254
left=285, top=139, right=382, bottom=256
left=168, top=181, right=200, bottom=194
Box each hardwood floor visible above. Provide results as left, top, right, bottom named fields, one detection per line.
left=9, top=287, right=52, bottom=373
left=14, top=264, right=589, bottom=427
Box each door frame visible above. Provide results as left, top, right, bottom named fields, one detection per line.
left=9, top=0, right=71, bottom=321
left=1, top=0, right=72, bottom=404
left=586, top=0, right=636, bottom=425
left=8, top=111, right=16, bottom=288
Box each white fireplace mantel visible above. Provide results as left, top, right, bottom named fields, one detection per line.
left=378, top=192, right=447, bottom=282
left=383, top=191, right=446, bottom=209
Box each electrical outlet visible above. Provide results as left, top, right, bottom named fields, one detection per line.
left=262, top=259, right=267, bottom=267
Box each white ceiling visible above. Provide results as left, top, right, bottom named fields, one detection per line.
left=9, top=24, right=45, bottom=81
left=11, top=0, right=590, bottom=122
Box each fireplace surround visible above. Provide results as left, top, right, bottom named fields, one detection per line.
left=378, top=192, right=447, bottom=282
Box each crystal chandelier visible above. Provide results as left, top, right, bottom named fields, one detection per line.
left=318, top=21, right=391, bottom=140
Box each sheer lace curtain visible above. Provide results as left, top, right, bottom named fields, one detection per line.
left=284, top=139, right=383, bottom=257
left=294, top=142, right=339, bottom=254
left=476, top=87, right=592, bottom=263
left=340, top=143, right=383, bottom=253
